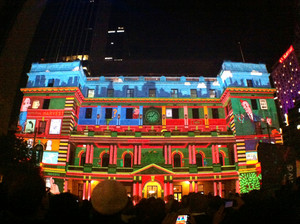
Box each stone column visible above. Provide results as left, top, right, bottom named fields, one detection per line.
left=134, top=145, right=138, bottom=165
left=189, top=181, right=193, bottom=193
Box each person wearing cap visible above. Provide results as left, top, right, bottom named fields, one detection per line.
left=90, top=179, right=129, bottom=224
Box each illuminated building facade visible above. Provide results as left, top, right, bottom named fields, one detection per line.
left=16, top=61, right=282, bottom=201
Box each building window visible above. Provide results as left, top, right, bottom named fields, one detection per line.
left=34, top=144, right=44, bottom=163
left=171, top=89, right=178, bottom=98
left=68, top=148, right=75, bottom=165
left=219, top=153, right=224, bottom=166
left=255, top=121, right=262, bottom=135
left=173, top=153, right=181, bottom=167
left=259, top=99, right=268, bottom=110
left=149, top=89, right=156, bottom=97
left=251, top=99, right=258, bottom=110
left=124, top=154, right=132, bottom=167
left=127, top=89, right=134, bottom=97
left=85, top=108, right=93, bottom=119
left=212, top=108, right=219, bottom=119
left=191, top=89, right=197, bottom=98
left=78, top=183, right=83, bottom=200
left=209, top=89, right=216, bottom=98
left=166, top=109, right=172, bottom=118
left=105, top=108, right=112, bottom=119
left=88, top=89, right=95, bottom=98
left=166, top=108, right=179, bottom=118
left=43, top=99, right=50, bottom=109
left=192, top=108, right=199, bottom=119
left=196, top=153, right=203, bottom=167
left=25, top=119, right=36, bottom=133
left=198, top=184, right=204, bottom=194
left=102, top=153, right=109, bottom=167
left=173, top=185, right=182, bottom=201
left=126, top=108, right=133, bottom=119
left=147, top=185, right=158, bottom=198
left=172, top=108, right=179, bottom=119
left=107, top=89, right=114, bottom=97
left=38, top=121, right=47, bottom=134
left=247, top=79, right=253, bottom=87
left=49, top=119, right=61, bottom=134
left=80, top=152, right=86, bottom=166
left=47, top=79, right=54, bottom=87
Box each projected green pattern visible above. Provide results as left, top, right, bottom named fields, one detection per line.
left=239, top=173, right=262, bottom=193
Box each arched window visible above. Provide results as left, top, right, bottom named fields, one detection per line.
left=80, top=152, right=86, bottom=166
left=173, top=153, right=181, bottom=167
left=102, top=153, right=109, bottom=167
left=33, top=144, right=44, bottom=163
left=196, top=153, right=203, bottom=167
left=124, top=153, right=132, bottom=167
left=219, top=153, right=224, bottom=166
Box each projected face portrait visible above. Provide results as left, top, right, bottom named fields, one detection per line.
left=32, top=100, right=40, bottom=109
left=241, top=100, right=252, bottom=115
left=20, top=98, right=31, bottom=111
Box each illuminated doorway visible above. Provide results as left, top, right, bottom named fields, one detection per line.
left=147, top=185, right=158, bottom=198
left=173, top=185, right=182, bottom=201
left=144, top=181, right=162, bottom=198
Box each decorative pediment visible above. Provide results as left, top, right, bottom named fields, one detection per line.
left=132, top=164, right=174, bottom=175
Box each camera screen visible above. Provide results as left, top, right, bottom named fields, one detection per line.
left=176, top=215, right=189, bottom=224
left=225, top=200, right=233, bottom=208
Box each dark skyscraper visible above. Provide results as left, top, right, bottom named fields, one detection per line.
left=0, top=0, right=46, bottom=135
left=28, top=0, right=112, bottom=74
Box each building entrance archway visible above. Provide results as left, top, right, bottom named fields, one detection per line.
left=143, top=181, right=162, bottom=198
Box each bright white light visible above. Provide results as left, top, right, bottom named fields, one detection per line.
left=184, top=82, right=191, bottom=85
left=108, top=30, right=115, bottom=33
left=212, top=81, right=220, bottom=86
left=197, top=83, right=206, bottom=88
left=251, top=70, right=262, bottom=76
left=72, top=66, right=80, bottom=71
left=113, top=78, right=123, bottom=83
left=284, top=113, right=289, bottom=126
left=220, top=70, right=232, bottom=82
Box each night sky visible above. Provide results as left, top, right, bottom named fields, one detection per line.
left=108, top=0, right=297, bottom=75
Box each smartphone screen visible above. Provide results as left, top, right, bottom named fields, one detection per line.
left=176, top=215, right=189, bottom=224
left=45, top=178, right=51, bottom=188
left=225, top=200, right=233, bottom=208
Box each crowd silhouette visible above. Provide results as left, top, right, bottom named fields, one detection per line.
left=0, top=164, right=299, bottom=224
